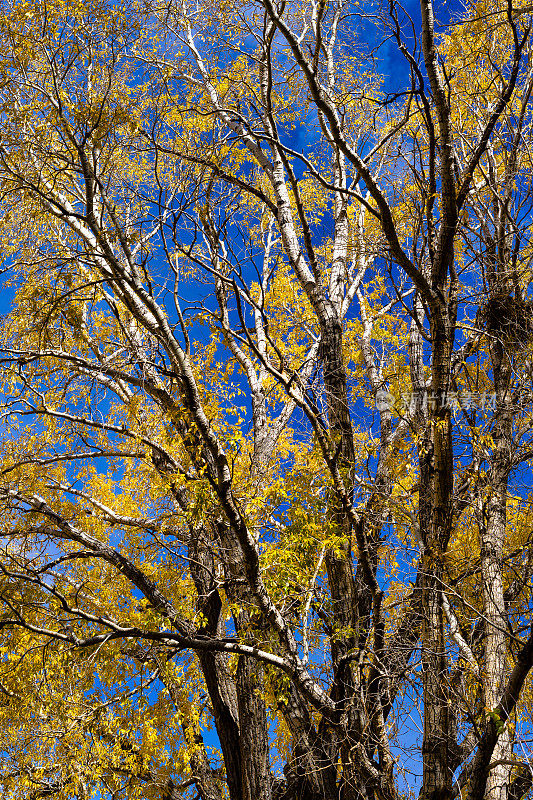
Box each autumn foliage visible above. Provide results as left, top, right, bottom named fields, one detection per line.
left=0, top=0, right=532, bottom=799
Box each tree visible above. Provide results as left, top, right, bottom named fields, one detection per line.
left=0, top=0, right=533, bottom=797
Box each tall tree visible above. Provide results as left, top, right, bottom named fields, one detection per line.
left=0, top=0, right=533, bottom=799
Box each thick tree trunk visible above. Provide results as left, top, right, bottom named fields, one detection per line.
left=188, top=527, right=244, bottom=800
left=419, top=311, right=455, bottom=800
left=482, top=337, right=513, bottom=800
left=237, top=658, right=272, bottom=800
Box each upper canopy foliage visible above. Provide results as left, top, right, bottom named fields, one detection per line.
left=0, top=1, right=533, bottom=799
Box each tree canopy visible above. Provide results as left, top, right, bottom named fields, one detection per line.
left=0, top=0, right=533, bottom=798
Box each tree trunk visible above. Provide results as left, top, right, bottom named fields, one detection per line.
left=482, top=337, right=513, bottom=800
